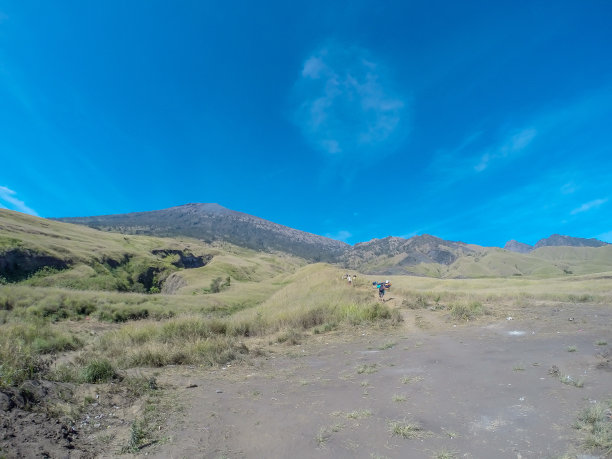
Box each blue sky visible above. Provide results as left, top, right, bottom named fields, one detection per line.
left=1, top=1, right=611, bottom=247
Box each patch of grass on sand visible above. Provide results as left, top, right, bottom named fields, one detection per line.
left=433, top=450, right=458, bottom=459
left=378, top=341, right=396, bottom=350
left=392, top=393, right=407, bottom=402
left=567, top=345, right=577, bottom=352
left=388, top=419, right=428, bottom=439
left=357, top=364, right=378, bottom=374
left=122, top=418, right=150, bottom=453
left=560, top=374, right=584, bottom=388
left=573, top=400, right=612, bottom=456
left=346, top=409, right=372, bottom=419
left=401, top=375, right=423, bottom=384
left=316, top=426, right=332, bottom=447
left=449, top=301, right=486, bottom=321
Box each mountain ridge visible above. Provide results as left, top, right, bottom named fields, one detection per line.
left=55, top=203, right=348, bottom=262
left=51, top=203, right=611, bottom=276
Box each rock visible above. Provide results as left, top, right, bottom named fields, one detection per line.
left=0, top=391, right=14, bottom=411
left=216, top=389, right=223, bottom=393
left=20, top=380, right=49, bottom=404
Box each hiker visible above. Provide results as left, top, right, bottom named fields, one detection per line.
left=372, top=280, right=391, bottom=301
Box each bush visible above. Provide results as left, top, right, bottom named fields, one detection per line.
left=81, top=359, right=117, bottom=383
left=209, top=276, right=231, bottom=293
left=450, top=301, right=485, bottom=321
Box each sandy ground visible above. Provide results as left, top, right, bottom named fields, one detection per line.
left=140, top=302, right=612, bottom=459
left=2, top=301, right=610, bottom=458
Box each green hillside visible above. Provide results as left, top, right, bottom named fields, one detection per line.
left=0, top=209, right=306, bottom=295
left=1, top=210, right=400, bottom=393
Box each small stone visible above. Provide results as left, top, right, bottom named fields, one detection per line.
left=216, top=389, right=223, bottom=393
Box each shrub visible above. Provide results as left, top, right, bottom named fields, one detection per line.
left=209, top=276, right=231, bottom=293
left=450, top=301, right=485, bottom=321
left=81, top=359, right=117, bottom=383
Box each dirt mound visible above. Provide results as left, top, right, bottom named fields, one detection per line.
left=0, top=381, right=92, bottom=458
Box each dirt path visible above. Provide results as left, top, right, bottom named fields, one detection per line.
left=143, top=302, right=612, bottom=459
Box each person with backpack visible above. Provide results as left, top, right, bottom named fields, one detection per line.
left=372, top=280, right=391, bottom=301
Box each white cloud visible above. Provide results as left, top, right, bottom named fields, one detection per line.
left=0, top=186, right=39, bottom=216
left=294, top=44, right=407, bottom=158
left=570, top=198, right=608, bottom=215
left=474, top=128, right=536, bottom=172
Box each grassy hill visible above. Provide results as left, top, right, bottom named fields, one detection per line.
left=0, top=210, right=398, bottom=387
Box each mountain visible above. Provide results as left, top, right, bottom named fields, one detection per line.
left=534, top=234, right=609, bottom=249
left=504, top=240, right=533, bottom=253
left=4, top=207, right=612, bottom=279
left=340, top=235, right=480, bottom=274
left=55, top=203, right=348, bottom=262
left=54, top=204, right=612, bottom=277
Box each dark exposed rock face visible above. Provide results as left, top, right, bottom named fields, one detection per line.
left=57, top=203, right=348, bottom=262
left=0, top=249, right=69, bottom=281
left=534, top=234, right=609, bottom=249
left=504, top=240, right=533, bottom=253
left=151, top=249, right=212, bottom=268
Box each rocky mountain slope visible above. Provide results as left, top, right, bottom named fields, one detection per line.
left=533, top=234, right=609, bottom=249
left=504, top=234, right=608, bottom=254
left=50, top=204, right=612, bottom=277
left=340, top=235, right=480, bottom=273
left=56, top=203, right=348, bottom=262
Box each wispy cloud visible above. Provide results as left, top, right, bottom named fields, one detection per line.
left=430, top=87, right=612, bottom=189
left=0, top=186, right=39, bottom=216
left=570, top=198, right=608, bottom=215
left=560, top=181, right=578, bottom=195
left=428, top=127, right=536, bottom=189
left=293, top=43, right=407, bottom=158
left=474, top=128, right=536, bottom=172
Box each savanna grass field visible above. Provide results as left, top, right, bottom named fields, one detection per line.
left=1, top=210, right=611, bottom=458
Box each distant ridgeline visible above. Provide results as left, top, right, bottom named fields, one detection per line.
left=53, top=203, right=612, bottom=278
left=504, top=235, right=609, bottom=253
